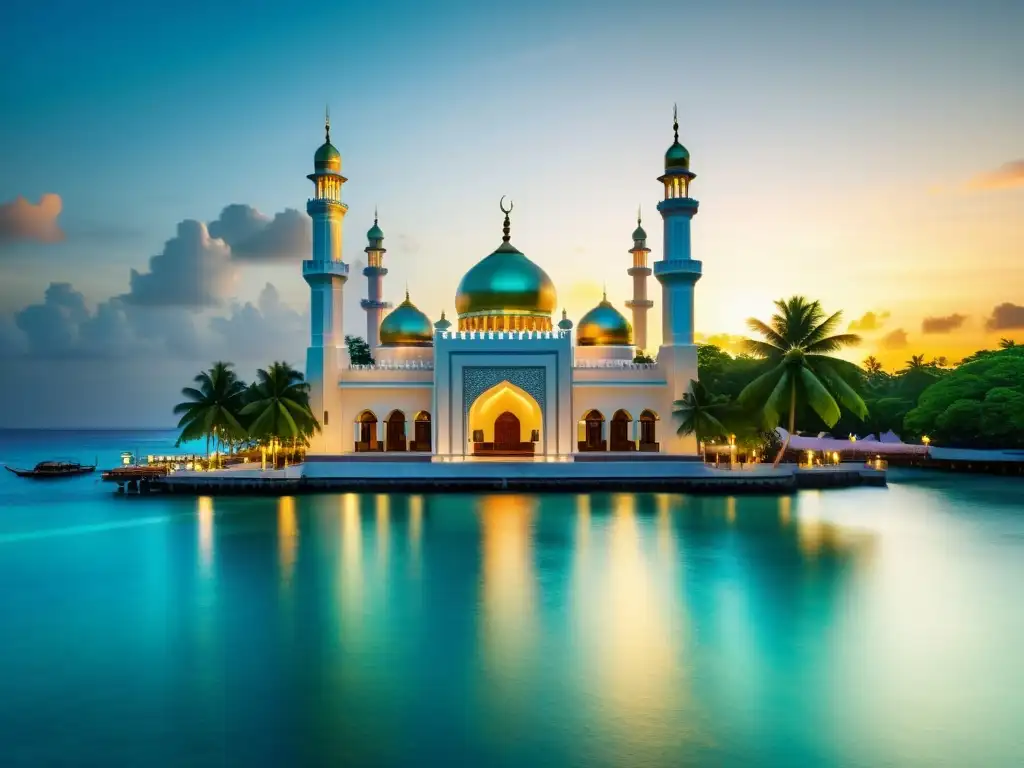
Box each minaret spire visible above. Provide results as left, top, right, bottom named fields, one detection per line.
left=361, top=212, right=391, bottom=355
left=325, top=104, right=331, bottom=142
left=626, top=206, right=653, bottom=353
left=673, top=103, right=679, bottom=143
left=499, top=196, right=514, bottom=243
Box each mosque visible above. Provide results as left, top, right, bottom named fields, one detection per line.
left=302, top=109, right=702, bottom=459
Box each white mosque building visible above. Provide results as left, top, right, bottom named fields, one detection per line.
left=302, top=109, right=702, bottom=460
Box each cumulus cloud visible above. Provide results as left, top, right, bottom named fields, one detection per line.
left=880, top=328, right=909, bottom=350
left=967, top=160, right=1024, bottom=191
left=0, top=194, right=65, bottom=244
left=209, top=283, right=308, bottom=363
left=8, top=281, right=201, bottom=360
left=848, top=310, right=890, bottom=332
left=985, top=302, right=1024, bottom=331
left=209, top=204, right=310, bottom=262
left=922, top=313, right=967, bottom=334
left=124, top=220, right=235, bottom=308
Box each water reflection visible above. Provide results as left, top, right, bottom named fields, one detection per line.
left=478, top=495, right=537, bottom=684
left=197, top=495, right=214, bottom=577
left=375, top=494, right=390, bottom=570
left=277, top=496, right=298, bottom=583
left=408, top=494, right=423, bottom=570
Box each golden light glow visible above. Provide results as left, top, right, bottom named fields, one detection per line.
left=409, top=494, right=423, bottom=566
left=375, top=494, right=390, bottom=569
left=277, top=496, right=298, bottom=582
left=197, top=496, right=214, bottom=576
left=468, top=380, right=542, bottom=442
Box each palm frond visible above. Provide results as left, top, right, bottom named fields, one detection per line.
left=798, top=366, right=841, bottom=427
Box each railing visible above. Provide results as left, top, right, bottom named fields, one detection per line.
left=437, top=330, right=571, bottom=341
left=302, top=259, right=349, bottom=277
left=348, top=361, right=434, bottom=371
left=574, top=360, right=658, bottom=370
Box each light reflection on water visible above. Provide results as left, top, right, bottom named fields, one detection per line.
left=1, top=479, right=1022, bottom=767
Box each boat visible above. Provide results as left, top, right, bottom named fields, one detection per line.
left=5, top=460, right=97, bottom=478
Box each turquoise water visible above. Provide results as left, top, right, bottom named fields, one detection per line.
left=1, top=431, right=1022, bottom=766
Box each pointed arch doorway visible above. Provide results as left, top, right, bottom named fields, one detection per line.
left=468, top=380, right=542, bottom=457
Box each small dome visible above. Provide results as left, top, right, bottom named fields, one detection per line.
left=558, top=309, right=574, bottom=331
left=380, top=292, right=433, bottom=347
left=315, top=141, right=341, bottom=173
left=434, top=310, right=452, bottom=331
left=576, top=293, right=632, bottom=347
left=632, top=223, right=647, bottom=241
left=665, top=141, right=689, bottom=171
left=367, top=220, right=384, bottom=241
left=455, top=241, right=557, bottom=317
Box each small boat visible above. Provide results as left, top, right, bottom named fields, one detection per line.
left=5, top=460, right=97, bottom=478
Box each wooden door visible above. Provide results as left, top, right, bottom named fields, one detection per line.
left=494, top=412, right=521, bottom=450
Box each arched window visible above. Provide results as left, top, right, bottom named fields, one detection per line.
left=355, top=410, right=378, bottom=452
left=610, top=409, right=633, bottom=451
left=639, top=410, right=659, bottom=452
left=386, top=410, right=407, bottom=452
left=413, top=411, right=432, bottom=453
left=579, top=409, right=606, bottom=452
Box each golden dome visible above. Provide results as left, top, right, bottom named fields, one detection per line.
left=379, top=291, right=433, bottom=347
left=455, top=199, right=556, bottom=331
left=576, top=292, right=633, bottom=346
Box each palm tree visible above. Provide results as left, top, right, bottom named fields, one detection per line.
left=738, top=296, right=867, bottom=434
left=999, top=338, right=1018, bottom=349
left=241, top=362, right=320, bottom=465
left=863, top=356, right=884, bottom=374
left=173, top=362, right=247, bottom=465
left=673, top=379, right=730, bottom=453
left=903, top=354, right=927, bottom=371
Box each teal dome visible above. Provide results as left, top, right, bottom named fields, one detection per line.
left=380, top=292, right=433, bottom=347
left=577, top=294, right=632, bottom=347
left=314, top=141, right=341, bottom=173
left=558, top=309, right=574, bottom=331
left=632, top=224, right=647, bottom=241
left=367, top=221, right=384, bottom=241
left=665, top=141, right=690, bottom=171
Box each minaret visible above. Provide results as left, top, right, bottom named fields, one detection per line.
left=303, top=108, right=349, bottom=454
left=361, top=209, right=391, bottom=354
left=653, top=105, right=701, bottom=454
left=624, top=206, right=653, bottom=352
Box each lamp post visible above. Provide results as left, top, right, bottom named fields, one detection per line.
left=922, top=435, right=931, bottom=447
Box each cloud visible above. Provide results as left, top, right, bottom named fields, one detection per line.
left=848, top=310, right=890, bottom=332
left=8, top=281, right=201, bottom=360
left=695, top=332, right=749, bottom=354
left=124, top=220, right=235, bottom=308
left=209, top=204, right=310, bottom=262
left=879, top=328, right=909, bottom=350
left=922, top=313, right=967, bottom=334
left=0, top=194, right=65, bottom=244
left=209, top=283, right=308, bottom=363
left=967, top=160, right=1024, bottom=191
left=985, top=302, right=1024, bottom=331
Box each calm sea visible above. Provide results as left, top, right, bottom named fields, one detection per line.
left=0, top=429, right=1022, bottom=767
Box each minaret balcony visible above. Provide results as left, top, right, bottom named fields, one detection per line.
left=363, top=265, right=388, bottom=278
left=654, top=259, right=703, bottom=283
left=656, top=197, right=699, bottom=216
left=306, top=198, right=349, bottom=213
left=627, top=266, right=652, bottom=278
left=360, top=299, right=392, bottom=310
left=625, top=298, right=654, bottom=309
left=303, top=259, right=349, bottom=279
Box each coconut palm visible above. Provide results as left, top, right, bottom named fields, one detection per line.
left=173, top=362, right=247, bottom=464
left=863, top=356, right=884, bottom=374
left=903, top=354, right=927, bottom=371
left=241, top=362, right=320, bottom=463
left=674, top=379, right=730, bottom=449
left=999, top=338, right=1018, bottom=349
left=738, top=296, right=867, bottom=434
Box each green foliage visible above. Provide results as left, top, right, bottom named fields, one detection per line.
left=173, top=362, right=247, bottom=457
left=240, top=361, right=320, bottom=445
left=346, top=335, right=374, bottom=366
left=736, top=296, right=867, bottom=433
left=633, top=352, right=655, bottom=364
left=903, top=347, right=1024, bottom=448
left=673, top=379, right=730, bottom=443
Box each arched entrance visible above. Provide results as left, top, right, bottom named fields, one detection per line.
left=610, top=409, right=634, bottom=451
left=467, top=381, right=542, bottom=456
left=386, top=410, right=407, bottom=452
left=413, top=411, right=432, bottom=452
left=639, top=409, right=659, bottom=452
left=578, top=409, right=606, bottom=452
left=355, top=410, right=379, bottom=452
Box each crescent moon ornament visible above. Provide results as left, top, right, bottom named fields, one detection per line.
left=499, top=196, right=514, bottom=215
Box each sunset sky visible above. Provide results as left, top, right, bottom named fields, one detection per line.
left=1, top=0, right=1021, bottom=427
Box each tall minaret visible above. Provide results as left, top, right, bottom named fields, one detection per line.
left=624, top=206, right=653, bottom=352
left=654, top=105, right=701, bottom=454
left=360, top=209, right=391, bottom=355
left=303, top=109, right=349, bottom=454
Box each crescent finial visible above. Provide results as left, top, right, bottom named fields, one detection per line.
left=499, top=195, right=514, bottom=215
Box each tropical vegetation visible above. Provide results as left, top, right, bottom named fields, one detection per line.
left=173, top=360, right=319, bottom=467
left=674, top=295, right=1024, bottom=451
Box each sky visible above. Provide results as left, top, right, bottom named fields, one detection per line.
left=0, top=0, right=1021, bottom=427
